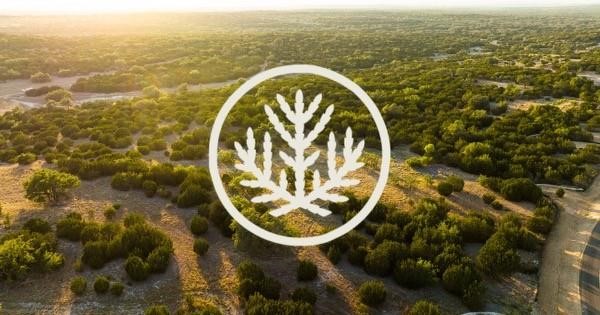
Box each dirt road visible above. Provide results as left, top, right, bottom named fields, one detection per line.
left=537, top=176, right=600, bottom=315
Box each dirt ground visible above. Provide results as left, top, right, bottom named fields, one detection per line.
left=536, top=176, right=600, bottom=315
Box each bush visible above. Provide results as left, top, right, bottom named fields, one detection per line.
left=490, top=200, right=503, bottom=210
left=110, top=281, right=125, bottom=296
left=193, top=238, right=209, bottom=255
left=482, top=193, right=496, bottom=204
left=147, top=245, right=171, bottom=273
left=290, top=287, right=317, bottom=305
left=237, top=260, right=265, bottom=282
left=125, top=255, right=149, bottom=281
left=70, top=276, right=87, bottom=295
left=142, top=180, right=158, bottom=197
left=446, top=175, right=464, bottom=192
left=297, top=260, right=318, bottom=281
left=16, top=152, right=37, bottom=165
left=358, top=280, right=386, bottom=306
left=94, top=276, right=110, bottom=294
left=364, top=241, right=407, bottom=276
left=245, top=294, right=313, bottom=315
left=24, top=169, right=80, bottom=203
left=56, top=214, right=85, bottom=241
left=407, top=300, right=441, bottom=315
left=556, top=188, right=565, bottom=198
left=436, top=181, right=454, bottom=196
left=23, top=218, right=51, bottom=234
left=177, top=184, right=211, bottom=208
left=442, top=262, right=481, bottom=297
left=476, top=233, right=520, bottom=276
left=527, top=216, right=553, bottom=234
left=393, top=259, right=436, bottom=289
left=123, top=212, right=146, bottom=227
left=190, top=215, right=209, bottom=235
left=82, top=240, right=108, bottom=269
left=327, top=246, right=342, bottom=264
left=104, top=206, right=117, bottom=220
left=500, top=178, right=542, bottom=203
left=348, top=246, right=368, bottom=266
left=145, top=304, right=169, bottom=315
left=374, top=223, right=401, bottom=243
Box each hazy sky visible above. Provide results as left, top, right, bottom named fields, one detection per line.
left=2, top=0, right=600, bottom=14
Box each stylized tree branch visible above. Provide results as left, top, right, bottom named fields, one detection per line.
left=235, top=90, right=364, bottom=217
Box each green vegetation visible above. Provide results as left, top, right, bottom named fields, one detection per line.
left=55, top=212, right=172, bottom=281
left=0, top=220, right=64, bottom=281
left=23, top=169, right=80, bottom=203
left=93, top=276, right=110, bottom=294
left=358, top=280, right=387, bottom=306
left=70, top=276, right=87, bottom=295
left=0, top=9, right=599, bottom=314
left=407, top=300, right=441, bottom=315
left=193, top=238, right=209, bottom=256
left=297, top=260, right=318, bottom=281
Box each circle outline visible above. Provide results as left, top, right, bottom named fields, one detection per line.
left=209, top=64, right=390, bottom=246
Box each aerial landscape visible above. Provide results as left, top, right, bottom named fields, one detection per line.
left=0, top=2, right=599, bottom=315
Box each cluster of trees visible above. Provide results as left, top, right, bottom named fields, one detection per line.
left=236, top=260, right=314, bottom=314
left=313, top=196, right=547, bottom=310
left=56, top=212, right=173, bottom=281
left=0, top=218, right=64, bottom=281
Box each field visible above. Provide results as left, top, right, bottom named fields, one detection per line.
left=0, top=8, right=599, bottom=315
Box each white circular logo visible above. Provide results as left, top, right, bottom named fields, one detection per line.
left=209, top=64, right=390, bottom=246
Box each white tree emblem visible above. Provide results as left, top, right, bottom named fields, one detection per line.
left=234, top=90, right=365, bottom=217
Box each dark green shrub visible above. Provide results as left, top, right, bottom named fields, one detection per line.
left=358, top=280, right=386, bottom=306
left=348, top=246, right=368, bottom=266
left=70, top=276, right=87, bottom=295
left=436, top=181, right=453, bottom=196
left=190, top=215, right=209, bottom=235
left=110, top=281, right=124, bottom=296
left=297, top=260, right=318, bottom=281
left=327, top=246, right=341, bottom=264
left=237, top=260, right=265, bottom=282
left=482, top=193, right=496, bottom=204
left=125, top=255, right=149, bottom=281
left=145, top=304, right=169, bottom=315
left=80, top=223, right=101, bottom=244
left=490, top=200, right=503, bottom=210
left=374, top=223, right=401, bottom=243
left=245, top=294, right=313, bottom=315
left=364, top=241, right=408, bottom=276
left=500, top=178, right=542, bottom=203
left=476, top=233, right=520, bottom=276
left=441, top=262, right=481, bottom=297
left=123, top=212, right=145, bottom=227
left=56, top=215, right=85, bottom=241
left=290, top=287, right=317, bottom=305
left=528, top=216, right=553, bottom=235
left=556, top=188, right=565, bottom=198
left=142, top=180, right=158, bottom=197
left=193, top=238, right=209, bottom=255
left=104, top=206, right=117, bottom=220
left=407, top=300, right=441, bottom=315
left=177, top=184, right=211, bottom=208
left=23, top=218, right=51, bottom=234
left=81, top=240, right=108, bottom=269
left=393, top=259, right=436, bottom=289
left=147, top=245, right=171, bottom=273
left=446, top=175, right=464, bottom=192
left=94, top=276, right=110, bottom=294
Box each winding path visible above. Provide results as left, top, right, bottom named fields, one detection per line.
left=537, top=176, right=600, bottom=315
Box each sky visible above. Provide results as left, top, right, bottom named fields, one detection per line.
left=2, top=0, right=600, bottom=14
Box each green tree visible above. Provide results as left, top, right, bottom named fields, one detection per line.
left=24, top=169, right=80, bottom=203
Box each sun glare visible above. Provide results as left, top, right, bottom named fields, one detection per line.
left=3, top=0, right=599, bottom=14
